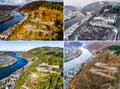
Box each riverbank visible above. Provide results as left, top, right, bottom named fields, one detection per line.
left=65, top=11, right=86, bottom=30
left=0, top=58, right=17, bottom=70
left=67, top=49, right=120, bottom=89
left=64, top=47, right=93, bottom=88
left=0, top=10, right=24, bottom=35
left=0, top=11, right=14, bottom=24
left=64, top=49, right=82, bottom=62
left=0, top=10, right=24, bottom=40
left=0, top=61, right=31, bottom=89
left=0, top=55, right=28, bottom=80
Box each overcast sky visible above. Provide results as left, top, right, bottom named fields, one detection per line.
left=0, top=41, right=63, bottom=51
left=64, top=0, right=120, bottom=6
left=0, top=0, right=63, bottom=5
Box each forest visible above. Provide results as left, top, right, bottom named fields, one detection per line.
left=108, top=45, right=120, bottom=55
left=7, top=1, right=63, bottom=40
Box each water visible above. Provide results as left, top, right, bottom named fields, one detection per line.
left=64, top=47, right=92, bottom=88
left=64, top=47, right=92, bottom=74
left=0, top=10, right=24, bottom=33
left=64, top=12, right=86, bottom=29
left=0, top=55, right=28, bottom=80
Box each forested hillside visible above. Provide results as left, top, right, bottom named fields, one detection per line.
left=8, top=1, right=63, bottom=40
left=14, top=47, right=63, bottom=89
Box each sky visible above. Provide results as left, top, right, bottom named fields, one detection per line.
left=0, top=41, right=63, bottom=51
left=64, top=0, right=120, bottom=6
left=0, top=0, right=63, bottom=5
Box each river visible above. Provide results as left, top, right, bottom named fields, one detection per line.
left=64, top=47, right=92, bottom=88
left=64, top=12, right=86, bottom=29
left=64, top=47, right=92, bottom=74
left=0, top=10, right=24, bottom=33
left=0, top=55, right=28, bottom=80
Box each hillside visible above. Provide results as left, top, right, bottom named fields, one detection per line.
left=18, top=1, right=63, bottom=12
left=86, top=42, right=120, bottom=53
left=14, top=47, right=63, bottom=89
left=65, top=5, right=77, bottom=11
left=0, top=52, right=17, bottom=69
left=0, top=5, right=17, bottom=11
left=67, top=45, right=120, bottom=89
left=0, top=51, right=16, bottom=56
left=76, top=4, right=120, bottom=40
left=81, top=1, right=118, bottom=14
left=64, top=42, right=83, bottom=47
left=7, top=1, right=63, bottom=40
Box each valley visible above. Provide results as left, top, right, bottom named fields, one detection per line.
left=0, top=47, right=63, bottom=89
left=66, top=42, right=120, bottom=89
left=0, top=1, right=63, bottom=40
left=64, top=1, right=120, bottom=41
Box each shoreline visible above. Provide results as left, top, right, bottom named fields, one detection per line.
left=0, top=55, right=28, bottom=80
left=64, top=47, right=93, bottom=88
left=64, top=50, right=82, bottom=62
left=0, top=10, right=25, bottom=40
left=0, top=57, right=18, bottom=70
left=0, top=12, right=14, bottom=24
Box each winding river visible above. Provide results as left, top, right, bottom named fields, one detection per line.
left=65, top=12, right=86, bottom=30
left=64, top=47, right=92, bottom=74
left=0, top=55, right=28, bottom=80
left=0, top=10, right=24, bottom=33
left=64, top=47, right=93, bottom=88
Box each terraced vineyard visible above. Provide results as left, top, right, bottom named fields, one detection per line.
left=14, top=47, right=63, bottom=89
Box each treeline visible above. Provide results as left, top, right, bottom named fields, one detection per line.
left=108, top=45, right=120, bottom=55
left=109, top=6, right=120, bottom=13
left=41, top=2, right=63, bottom=11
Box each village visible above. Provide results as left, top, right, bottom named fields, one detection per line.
left=0, top=61, right=32, bottom=89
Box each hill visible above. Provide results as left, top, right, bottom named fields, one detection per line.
left=81, top=1, right=118, bottom=14
left=0, top=5, right=17, bottom=10
left=0, top=51, right=17, bottom=69
left=18, top=1, right=63, bottom=12
left=7, top=1, right=63, bottom=40
left=65, top=5, right=77, bottom=11
left=67, top=45, right=120, bottom=89
left=86, top=42, right=120, bottom=53
left=14, top=47, right=63, bottom=89
left=76, top=3, right=120, bottom=40
left=64, top=42, right=83, bottom=47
